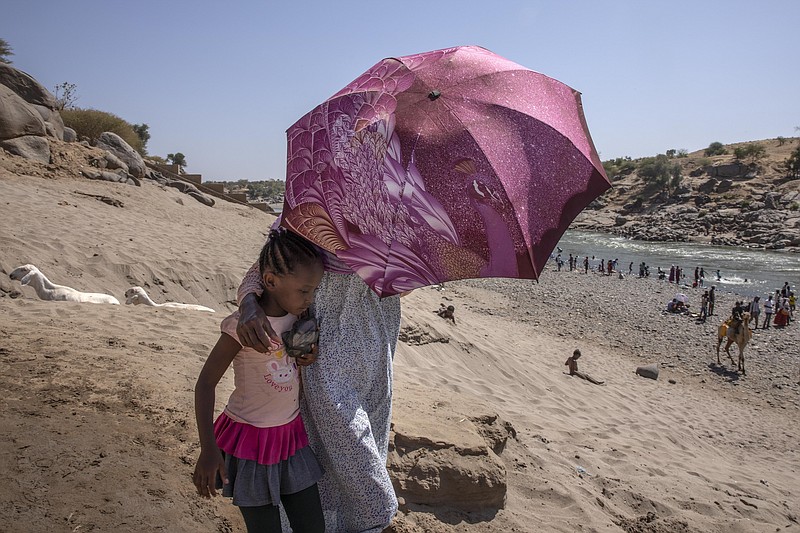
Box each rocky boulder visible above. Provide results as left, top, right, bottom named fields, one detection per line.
left=0, top=135, right=50, bottom=164
left=705, top=162, right=755, bottom=179
left=0, top=64, right=63, bottom=140
left=0, top=64, right=58, bottom=108
left=698, top=178, right=717, bottom=194
left=715, top=179, right=734, bottom=193
left=63, top=127, right=77, bottom=143
left=32, top=103, right=64, bottom=140
left=0, top=83, right=51, bottom=164
left=96, top=132, right=146, bottom=178
left=695, top=194, right=711, bottom=207
left=0, top=84, right=46, bottom=140
left=81, top=167, right=140, bottom=187
left=764, top=192, right=781, bottom=209
left=90, top=151, right=129, bottom=174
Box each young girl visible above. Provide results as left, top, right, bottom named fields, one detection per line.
left=193, top=228, right=325, bottom=533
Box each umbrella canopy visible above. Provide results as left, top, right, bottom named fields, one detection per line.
left=282, top=45, right=611, bottom=297
left=674, top=293, right=689, bottom=304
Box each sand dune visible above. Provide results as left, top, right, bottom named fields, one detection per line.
left=1, top=150, right=798, bottom=532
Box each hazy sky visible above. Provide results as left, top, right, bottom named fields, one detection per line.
left=5, top=1, right=798, bottom=181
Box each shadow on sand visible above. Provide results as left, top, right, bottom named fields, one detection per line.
left=707, top=362, right=741, bottom=382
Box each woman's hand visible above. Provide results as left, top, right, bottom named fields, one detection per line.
left=237, top=293, right=281, bottom=353
left=193, top=447, right=228, bottom=498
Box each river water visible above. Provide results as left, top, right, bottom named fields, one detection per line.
left=555, top=230, right=799, bottom=298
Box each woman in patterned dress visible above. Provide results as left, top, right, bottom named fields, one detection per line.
left=237, top=244, right=401, bottom=533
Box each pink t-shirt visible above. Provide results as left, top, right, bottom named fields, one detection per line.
left=220, top=311, right=301, bottom=428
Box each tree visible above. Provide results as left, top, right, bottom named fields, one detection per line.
left=0, top=38, right=13, bottom=64
left=53, top=82, right=79, bottom=110
left=704, top=142, right=726, bottom=156
left=602, top=156, right=636, bottom=180
left=167, top=152, right=187, bottom=169
left=638, top=154, right=681, bottom=194
left=669, top=165, right=683, bottom=192
left=733, top=143, right=766, bottom=163
left=132, top=124, right=150, bottom=154
left=784, top=146, right=800, bottom=179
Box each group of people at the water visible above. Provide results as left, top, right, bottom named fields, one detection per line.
left=550, top=251, right=795, bottom=333
left=736, top=283, right=795, bottom=329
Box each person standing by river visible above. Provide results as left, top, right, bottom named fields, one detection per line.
left=762, top=295, right=774, bottom=329
left=749, top=296, right=761, bottom=327
left=708, top=286, right=716, bottom=316
left=700, top=290, right=709, bottom=322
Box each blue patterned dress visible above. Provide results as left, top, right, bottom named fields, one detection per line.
left=303, top=271, right=401, bottom=532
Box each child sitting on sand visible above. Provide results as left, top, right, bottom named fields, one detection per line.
left=436, top=303, right=456, bottom=325
left=564, top=349, right=604, bottom=385
left=193, top=228, right=325, bottom=532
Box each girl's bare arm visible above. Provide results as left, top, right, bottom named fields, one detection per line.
left=193, top=333, right=240, bottom=497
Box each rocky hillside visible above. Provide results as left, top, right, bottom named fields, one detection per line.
left=573, top=138, right=800, bottom=252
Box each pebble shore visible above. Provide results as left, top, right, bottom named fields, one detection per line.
left=460, top=264, right=800, bottom=410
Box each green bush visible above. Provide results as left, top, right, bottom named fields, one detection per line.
left=602, top=156, right=637, bottom=179
left=60, top=107, right=144, bottom=154
left=704, top=142, right=727, bottom=156
left=638, top=154, right=681, bottom=192
left=733, top=143, right=766, bottom=163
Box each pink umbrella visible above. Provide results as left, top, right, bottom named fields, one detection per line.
left=282, top=45, right=611, bottom=297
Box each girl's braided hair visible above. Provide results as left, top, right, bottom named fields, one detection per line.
left=258, top=227, right=321, bottom=276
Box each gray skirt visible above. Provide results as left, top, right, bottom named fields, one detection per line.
left=220, top=446, right=324, bottom=507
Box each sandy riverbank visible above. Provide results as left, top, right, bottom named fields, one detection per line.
left=1, top=166, right=798, bottom=532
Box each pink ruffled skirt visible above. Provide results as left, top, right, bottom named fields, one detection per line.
left=214, top=412, right=310, bottom=465
left=213, top=412, right=323, bottom=507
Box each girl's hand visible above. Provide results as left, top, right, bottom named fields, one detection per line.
left=295, top=343, right=318, bottom=367
left=237, top=293, right=281, bottom=353
left=193, top=448, right=228, bottom=498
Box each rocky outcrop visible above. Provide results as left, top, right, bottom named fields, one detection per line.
left=0, top=135, right=50, bottom=164
left=704, top=162, right=756, bottom=179
left=0, top=64, right=63, bottom=142
left=0, top=65, right=68, bottom=163
left=0, top=85, right=50, bottom=163
left=96, top=132, right=146, bottom=178
left=91, top=151, right=129, bottom=174
left=81, top=167, right=140, bottom=187
left=0, top=84, right=46, bottom=139
left=0, top=64, right=58, bottom=108
left=573, top=140, right=800, bottom=252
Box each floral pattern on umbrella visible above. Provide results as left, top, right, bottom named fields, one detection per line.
left=282, top=46, right=610, bottom=297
